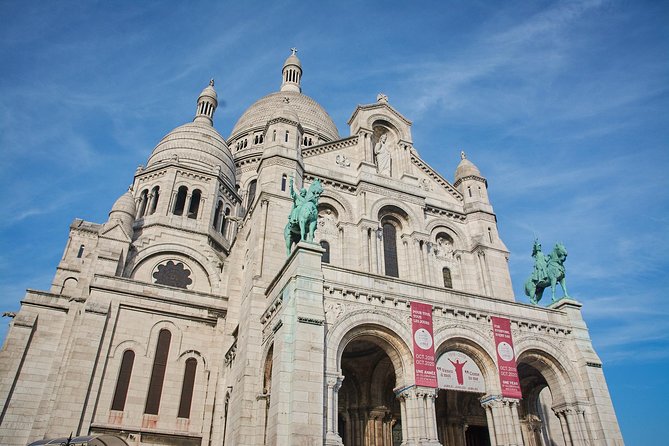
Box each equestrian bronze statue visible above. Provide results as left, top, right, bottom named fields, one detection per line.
left=524, top=239, right=570, bottom=305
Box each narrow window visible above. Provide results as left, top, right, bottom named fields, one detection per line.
left=285, top=130, right=289, bottom=143
left=443, top=267, right=453, bottom=289
left=260, top=134, right=263, bottom=143
left=308, top=138, right=312, bottom=145
left=222, top=208, right=230, bottom=236
left=188, top=189, right=202, bottom=219
left=478, top=186, right=482, bottom=197
left=247, top=180, right=257, bottom=210
left=111, top=350, right=135, bottom=411
left=138, top=189, right=149, bottom=217
left=77, top=244, right=85, bottom=258
left=272, top=130, right=276, bottom=142
left=149, top=186, right=160, bottom=215
left=173, top=186, right=188, bottom=215
left=178, top=358, right=197, bottom=418
left=145, top=329, right=171, bottom=415
left=382, top=222, right=399, bottom=277
left=468, top=186, right=472, bottom=197
left=320, top=241, right=330, bottom=264
left=213, top=201, right=223, bottom=229
left=281, top=174, right=287, bottom=192
left=488, top=227, right=493, bottom=243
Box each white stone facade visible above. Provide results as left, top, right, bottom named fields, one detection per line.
left=0, top=52, right=623, bottom=446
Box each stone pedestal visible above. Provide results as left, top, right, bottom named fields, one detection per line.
left=267, top=242, right=326, bottom=445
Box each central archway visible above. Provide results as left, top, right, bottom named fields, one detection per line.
left=339, top=338, right=402, bottom=446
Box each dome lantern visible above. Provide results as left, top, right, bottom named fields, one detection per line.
left=194, top=79, right=218, bottom=125
left=281, top=48, right=302, bottom=93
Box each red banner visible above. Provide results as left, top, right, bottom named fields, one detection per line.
left=491, top=316, right=522, bottom=399
left=411, top=301, right=437, bottom=387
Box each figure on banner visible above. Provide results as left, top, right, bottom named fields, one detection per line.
left=449, top=358, right=468, bottom=385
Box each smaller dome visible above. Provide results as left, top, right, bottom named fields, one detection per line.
left=199, top=79, right=218, bottom=102
left=110, top=189, right=136, bottom=217
left=147, top=122, right=236, bottom=187
left=454, top=151, right=483, bottom=181
left=284, top=52, right=301, bottom=69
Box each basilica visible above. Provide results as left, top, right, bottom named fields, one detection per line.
left=0, top=51, right=622, bottom=446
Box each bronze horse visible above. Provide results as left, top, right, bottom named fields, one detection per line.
left=284, top=179, right=323, bottom=255
left=524, top=242, right=570, bottom=305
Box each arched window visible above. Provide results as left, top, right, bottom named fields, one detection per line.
left=382, top=222, right=399, bottom=277
left=138, top=189, right=148, bottom=217
left=178, top=358, right=197, bottom=418
left=443, top=267, right=453, bottom=288
left=281, top=174, right=287, bottom=192
left=77, top=244, right=85, bottom=258
left=111, top=350, right=135, bottom=411
left=320, top=241, right=330, bottom=264
left=213, top=201, right=223, bottom=229
left=273, top=130, right=276, bottom=142
left=149, top=186, right=160, bottom=215
left=468, top=186, right=472, bottom=197
left=145, top=329, right=171, bottom=415
left=173, top=186, right=188, bottom=215
left=188, top=189, right=202, bottom=219
left=285, top=130, right=289, bottom=143
left=247, top=180, right=257, bottom=210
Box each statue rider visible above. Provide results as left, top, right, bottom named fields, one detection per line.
left=289, top=177, right=308, bottom=224
left=531, top=239, right=548, bottom=282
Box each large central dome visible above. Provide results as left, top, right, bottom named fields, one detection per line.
left=228, top=50, right=339, bottom=145
left=229, top=90, right=339, bottom=142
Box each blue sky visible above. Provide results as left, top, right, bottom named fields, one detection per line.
left=1, top=1, right=667, bottom=443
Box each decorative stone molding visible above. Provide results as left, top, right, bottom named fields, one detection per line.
left=302, top=136, right=358, bottom=157
left=411, top=155, right=462, bottom=201
left=424, top=204, right=467, bottom=222
left=298, top=316, right=325, bottom=326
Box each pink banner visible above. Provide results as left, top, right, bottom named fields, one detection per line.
left=491, top=316, right=522, bottom=399
left=411, top=301, right=437, bottom=387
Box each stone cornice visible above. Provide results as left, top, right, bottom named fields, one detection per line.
left=302, top=136, right=358, bottom=158
left=424, top=205, right=467, bottom=222
left=411, top=154, right=462, bottom=201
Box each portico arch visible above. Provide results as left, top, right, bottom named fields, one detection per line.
left=335, top=323, right=411, bottom=446
left=515, top=347, right=590, bottom=446
left=433, top=336, right=497, bottom=446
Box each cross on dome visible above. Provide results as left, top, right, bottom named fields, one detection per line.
left=290, top=47, right=298, bottom=55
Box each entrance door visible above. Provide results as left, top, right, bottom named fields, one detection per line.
left=465, top=425, right=491, bottom=446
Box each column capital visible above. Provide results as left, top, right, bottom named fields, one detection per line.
left=552, top=402, right=584, bottom=416
left=479, top=394, right=519, bottom=408
left=326, top=373, right=344, bottom=391
left=414, top=386, right=437, bottom=399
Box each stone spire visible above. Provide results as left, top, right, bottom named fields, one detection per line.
left=280, top=48, right=302, bottom=93
left=194, top=79, right=218, bottom=125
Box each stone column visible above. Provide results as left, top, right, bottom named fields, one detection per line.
left=325, top=374, right=344, bottom=446
left=481, top=396, right=522, bottom=446
left=371, top=226, right=380, bottom=274
left=361, top=227, right=370, bottom=271
left=554, top=409, right=573, bottom=445
left=520, top=415, right=544, bottom=446
left=377, top=227, right=385, bottom=275
left=184, top=192, right=193, bottom=217
left=553, top=404, right=590, bottom=446
left=399, top=387, right=442, bottom=446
